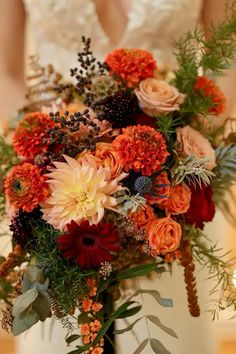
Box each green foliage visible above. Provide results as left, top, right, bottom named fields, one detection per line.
left=29, top=219, right=96, bottom=313
left=186, top=225, right=236, bottom=319
left=0, top=136, right=19, bottom=217
left=171, top=155, right=215, bottom=187
left=173, top=2, right=236, bottom=119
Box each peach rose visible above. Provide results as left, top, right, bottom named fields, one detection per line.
left=176, top=125, right=216, bottom=170
left=146, top=217, right=182, bottom=255
left=135, top=78, right=185, bottom=117
left=145, top=172, right=171, bottom=206
left=94, top=142, right=123, bottom=178
left=162, top=183, right=191, bottom=215
left=128, top=204, right=155, bottom=229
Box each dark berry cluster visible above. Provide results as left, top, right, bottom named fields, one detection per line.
left=91, top=91, right=139, bottom=128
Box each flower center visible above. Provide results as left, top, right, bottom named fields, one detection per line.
left=82, top=235, right=96, bottom=247
left=13, top=180, right=22, bottom=193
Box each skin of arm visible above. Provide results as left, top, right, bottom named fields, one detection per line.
left=0, top=0, right=26, bottom=128
left=202, top=0, right=236, bottom=119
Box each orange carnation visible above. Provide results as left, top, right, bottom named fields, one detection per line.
left=146, top=217, right=182, bottom=256
left=4, top=163, right=49, bottom=212
left=145, top=172, right=171, bottom=206
left=128, top=204, right=155, bottom=229
left=105, top=48, right=157, bottom=88
left=113, top=125, right=169, bottom=176
left=162, top=183, right=191, bottom=215
left=80, top=323, right=91, bottom=336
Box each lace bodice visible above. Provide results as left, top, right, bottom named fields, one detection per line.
left=24, top=0, right=203, bottom=78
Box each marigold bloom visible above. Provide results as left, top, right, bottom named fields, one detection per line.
left=146, top=217, right=182, bottom=256
left=113, top=125, right=169, bottom=176
left=13, top=112, right=56, bottom=159
left=5, top=163, right=48, bottom=212
left=57, top=220, right=119, bottom=269
left=105, top=48, right=157, bottom=87
left=194, top=76, right=226, bottom=115
left=80, top=323, right=91, bottom=336
left=90, top=320, right=102, bottom=332
left=41, top=155, right=127, bottom=230
left=128, top=204, right=155, bottom=229
left=82, top=298, right=92, bottom=312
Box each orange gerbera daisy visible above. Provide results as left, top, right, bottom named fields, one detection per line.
left=4, top=163, right=49, bottom=212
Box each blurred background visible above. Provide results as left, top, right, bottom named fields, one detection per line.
left=1, top=1, right=236, bottom=354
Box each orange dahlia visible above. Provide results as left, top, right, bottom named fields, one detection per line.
left=4, top=163, right=49, bottom=212
left=13, top=112, right=56, bottom=159
left=112, top=125, right=169, bottom=176
left=194, top=76, right=226, bottom=116
left=105, top=48, right=157, bottom=87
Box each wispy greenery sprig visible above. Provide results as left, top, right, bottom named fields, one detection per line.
left=186, top=225, right=236, bottom=319
left=171, top=155, right=215, bottom=187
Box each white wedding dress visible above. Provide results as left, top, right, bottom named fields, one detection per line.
left=16, top=1, right=219, bottom=353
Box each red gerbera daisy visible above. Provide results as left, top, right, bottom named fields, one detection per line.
left=57, top=220, right=120, bottom=269
left=13, top=112, right=56, bottom=159
left=4, top=162, right=49, bottom=212
left=112, top=125, right=169, bottom=176
left=194, top=76, right=226, bottom=116
left=105, top=48, right=157, bottom=87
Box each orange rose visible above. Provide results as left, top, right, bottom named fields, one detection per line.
left=94, top=142, right=123, bottom=179
left=145, top=172, right=171, bottom=206
left=176, top=125, right=216, bottom=170
left=128, top=204, right=155, bottom=229
left=146, top=217, right=182, bottom=255
left=135, top=78, right=185, bottom=117
left=163, top=183, right=191, bottom=215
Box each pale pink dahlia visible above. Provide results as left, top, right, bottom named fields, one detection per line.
left=41, top=155, right=127, bottom=231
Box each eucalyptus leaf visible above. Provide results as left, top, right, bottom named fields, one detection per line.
left=13, top=308, right=40, bottom=336
left=150, top=338, right=171, bottom=354
left=129, top=289, right=173, bottom=308
left=115, top=317, right=143, bottom=334
left=12, top=288, right=38, bottom=317
left=66, top=334, right=81, bottom=345
left=32, top=288, right=51, bottom=321
left=147, top=315, right=178, bottom=338
left=133, top=339, right=149, bottom=354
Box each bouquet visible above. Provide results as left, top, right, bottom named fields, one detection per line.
left=1, top=5, right=236, bottom=354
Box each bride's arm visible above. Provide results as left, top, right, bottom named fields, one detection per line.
left=0, top=0, right=26, bottom=128
left=202, top=0, right=236, bottom=118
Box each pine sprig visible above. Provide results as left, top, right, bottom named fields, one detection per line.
left=171, top=155, right=215, bottom=187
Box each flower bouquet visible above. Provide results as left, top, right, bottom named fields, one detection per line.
left=1, top=5, right=236, bottom=354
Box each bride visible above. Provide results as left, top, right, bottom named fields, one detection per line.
left=0, top=1, right=236, bottom=353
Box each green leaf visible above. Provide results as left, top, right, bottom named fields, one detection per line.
left=32, top=288, right=51, bottom=321
left=77, top=312, right=89, bottom=325
left=13, top=308, right=40, bottom=336
left=66, top=334, right=81, bottom=345
left=147, top=315, right=178, bottom=338
left=129, top=289, right=173, bottom=307
left=150, top=338, right=171, bottom=354
left=67, top=348, right=84, bottom=354
left=116, top=305, right=142, bottom=319
left=115, top=317, right=143, bottom=334
left=116, top=263, right=158, bottom=280
left=12, top=288, right=38, bottom=317
left=133, top=339, right=149, bottom=354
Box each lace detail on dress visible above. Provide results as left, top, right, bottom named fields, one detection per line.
left=24, top=0, right=203, bottom=76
